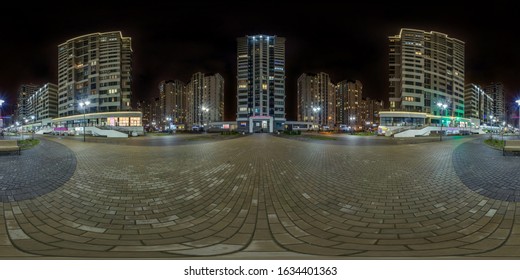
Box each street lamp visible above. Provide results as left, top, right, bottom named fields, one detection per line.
left=516, top=100, right=520, bottom=138
left=79, top=100, right=90, bottom=142
left=349, top=116, right=356, bottom=134
left=0, top=99, right=4, bottom=129
left=312, top=106, right=321, bottom=132
left=30, top=115, right=35, bottom=139
left=166, top=117, right=172, bottom=133
left=202, top=106, right=209, bottom=131
left=437, top=102, right=448, bottom=141
left=16, top=121, right=23, bottom=140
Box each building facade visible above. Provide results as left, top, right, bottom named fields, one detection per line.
left=389, top=28, right=465, bottom=119
left=159, top=80, right=187, bottom=129
left=236, top=35, right=286, bottom=133
left=359, top=97, right=384, bottom=130
left=336, top=80, right=363, bottom=128
left=26, top=83, right=58, bottom=121
left=187, top=72, right=224, bottom=129
left=464, top=83, right=494, bottom=125
left=57, top=31, right=132, bottom=117
left=484, top=82, right=505, bottom=124
left=297, top=73, right=335, bottom=127
left=16, top=84, right=40, bottom=122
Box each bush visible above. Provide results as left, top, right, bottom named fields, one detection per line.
left=221, top=131, right=240, bottom=135
left=484, top=139, right=504, bottom=148
left=283, top=130, right=301, bottom=135
left=17, top=139, right=40, bottom=150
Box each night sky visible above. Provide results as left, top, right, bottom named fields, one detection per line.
left=1, top=1, right=518, bottom=120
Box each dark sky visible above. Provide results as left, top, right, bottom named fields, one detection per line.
left=1, top=1, right=519, bottom=120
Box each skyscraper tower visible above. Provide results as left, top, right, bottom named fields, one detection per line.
left=16, top=84, right=40, bottom=122
left=297, top=73, right=335, bottom=127
left=388, top=28, right=465, bottom=118
left=159, top=80, right=186, bottom=129
left=57, top=31, right=132, bottom=117
left=336, top=80, right=363, bottom=128
left=484, top=82, right=505, bottom=123
left=236, top=35, right=286, bottom=133
left=187, top=72, right=224, bottom=128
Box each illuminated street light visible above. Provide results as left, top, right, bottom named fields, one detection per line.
left=202, top=106, right=209, bottom=131
left=437, top=102, right=448, bottom=141
left=79, top=100, right=91, bottom=142
left=16, top=121, right=23, bottom=140
left=516, top=100, right=520, bottom=137
left=349, top=116, right=356, bottom=134
left=312, top=106, right=321, bottom=132
left=0, top=99, right=4, bottom=129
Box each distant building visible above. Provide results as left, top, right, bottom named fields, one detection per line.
left=464, top=84, right=493, bottom=126
left=187, top=72, right=224, bottom=128
left=360, top=97, right=384, bottom=129
left=16, top=84, right=40, bottom=122
left=57, top=31, right=132, bottom=117
left=137, top=100, right=151, bottom=127
left=484, top=82, right=505, bottom=124
left=26, top=83, right=58, bottom=121
left=297, top=73, right=335, bottom=127
left=151, top=97, right=161, bottom=129
left=160, top=80, right=187, bottom=128
left=336, top=80, right=363, bottom=128
left=236, top=35, right=286, bottom=132
left=389, top=28, right=465, bottom=118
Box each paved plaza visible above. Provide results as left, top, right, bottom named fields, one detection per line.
left=1, top=133, right=520, bottom=259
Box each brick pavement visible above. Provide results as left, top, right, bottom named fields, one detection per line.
left=1, top=133, right=520, bottom=258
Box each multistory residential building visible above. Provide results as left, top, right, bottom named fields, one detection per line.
left=26, top=83, right=58, bottom=121
left=236, top=35, right=286, bottom=132
left=389, top=28, right=465, bottom=118
left=16, top=84, right=40, bottom=121
left=187, top=73, right=224, bottom=128
left=150, top=97, right=161, bottom=129
left=336, top=80, right=363, bottom=128
left=137, top=100, right=151, bottom=127
left=484, top=82, right=505, bottom=123
left=159, top=80, right=187, bottom=128
left=360, top=97, right=384, bottom=130
left=464, top=83, right=494, bottom=124
left=57, top=31, right=132, bottom=117
left=297, top=73, right=335, bottom=127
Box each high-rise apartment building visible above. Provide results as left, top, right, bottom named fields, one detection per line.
left=159, top=80, right=187, bottom=128
left=359, top=97, right=384, bottom=130
left=236, top=35, right=286, bottom=133
left=484, top=82, right=505, bottom=123
left=16, top=84, right=40, bottom=121
left=389, top=28, right=465, bottom=118
left=297, top=73, right=335, bottom=127
left=464, top=84, right=493, bottom=124
left=57, top=31, right=132, bottom=117
left=336, top=80, right=363, bottom=128
left=26, top=83, right=58, bottom=121
left=187, top=72, right=224, bottom=128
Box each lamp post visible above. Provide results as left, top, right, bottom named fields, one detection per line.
left=516, top=100, right=520, bottom=138
left=202, top=106, right=209, bottom=132
left=166, top=117, right=171, bottom=132
left=79, top=100, right=90, bottom=142
left=312, top=106, right=321, bottom=132
left=16, top=121, right=23, bottom=140
left=30, top=115, right=35, bottom=140
left=349, top=116, right=356, bottom=134
left=437, top=102, right=448, bottom=141
left=0, top=99, right=4, bottom=129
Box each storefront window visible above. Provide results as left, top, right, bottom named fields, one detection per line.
left=119, top=117, right=129, bottom=126
left=130, top=117, right=141, bottom=126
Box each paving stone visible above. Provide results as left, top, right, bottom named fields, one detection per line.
left=1, top=134, right=520, bottom=258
